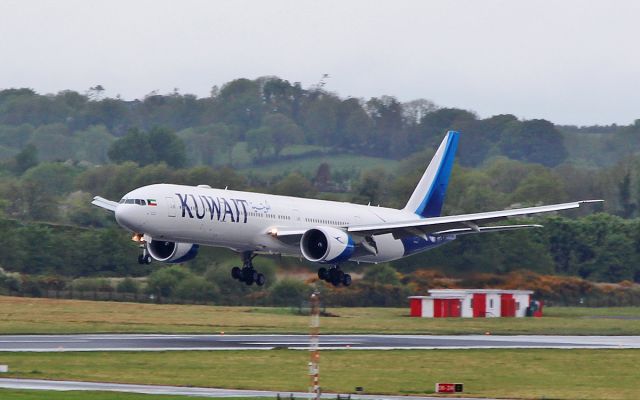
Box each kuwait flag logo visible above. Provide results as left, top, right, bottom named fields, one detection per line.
left=147, top=199, right=157, bottom=206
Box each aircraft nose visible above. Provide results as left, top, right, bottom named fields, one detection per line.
left=115, top=204, right=145, bottom=231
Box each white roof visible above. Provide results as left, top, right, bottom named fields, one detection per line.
left=428, top=289, right=534, bottom=295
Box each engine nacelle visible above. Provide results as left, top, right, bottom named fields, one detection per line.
left=300, top=227, right=355, bottom=263
left=147, top=239, right=200, bottom=263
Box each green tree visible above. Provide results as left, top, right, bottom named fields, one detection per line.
left=147, top=127, right=186, bottom=168
left=11, top=143, right=38, bottom=174
left=499, top=119, right=568, bottom=166
left=273, top=172, right=316, bottom=197
left=246, top=126, right=272, bottom=160
left=108, top=128, right=154, bottom=165
left=262, top=113, right=304, bottom=157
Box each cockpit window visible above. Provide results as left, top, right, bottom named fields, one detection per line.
left=119, top=199, right=126, bottom=204
left=121, top=198, right=147, bottom=205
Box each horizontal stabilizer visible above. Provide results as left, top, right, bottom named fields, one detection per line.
left=91, top=196, right=118, bottom=212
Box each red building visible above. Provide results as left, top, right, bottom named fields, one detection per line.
left=409, top=289, right=539, bottom=318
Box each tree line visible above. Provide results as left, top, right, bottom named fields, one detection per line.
left=1, top=77, right=640, bottom=295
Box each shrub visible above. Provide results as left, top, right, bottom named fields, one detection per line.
left=363, top=264, right=401, bottom=285
left=116, top=277, right=140, bottom=294
left=72, top=277, right=112, bottom=292
left=174, top=275, right=219, bottom=302
left=269, top=278, right=309, bottom=306
left=146, top=265, right=192, bottom=297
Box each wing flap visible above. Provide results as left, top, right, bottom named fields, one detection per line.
left=433, top=224, right=543, bottom=236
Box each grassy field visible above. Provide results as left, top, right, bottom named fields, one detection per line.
left=241, top=154, right=399, bottom=178
left=0, top=296, right=639, bottom=335
left=0, top=389, right=236, bottom=400
left=1, top=349, right=639, bottom=399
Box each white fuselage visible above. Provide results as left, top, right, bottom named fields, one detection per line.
left=115, top=184, right=453, bottom=263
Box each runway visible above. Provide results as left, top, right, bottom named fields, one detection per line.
left=0, top=378, right=489, bottom=400
left=0, top=334, right=639, bottom=351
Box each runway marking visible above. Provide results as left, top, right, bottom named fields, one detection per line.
left=0, top=377, right=494, bottom=400
left=246, top=342, right=358, bottom=345
left=0, top=340, right=89, bottom=343
left=0, top=347, right=276, bottom=352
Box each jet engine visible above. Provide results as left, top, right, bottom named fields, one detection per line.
left=300, top=227, right=355, bottom=263
left=147, top=239, right=200, bottom=263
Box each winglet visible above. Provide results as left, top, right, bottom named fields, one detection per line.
left=92, top=196, right=118, bottom=212
left=404, top=131, right=459, bottom=218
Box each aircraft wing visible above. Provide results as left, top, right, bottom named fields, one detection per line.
left=92, top=196, right=118, bottom=212
left=347, top=200, right=603, bottom=237
left=431, top=224, right=542, bottom=236
left=266, top=227, right=307, bottom=245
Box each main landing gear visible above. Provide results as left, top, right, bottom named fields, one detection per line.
left=318, top=266, right=351, bottom=287
left=231, top=251, right=266, bottom=286
left=137, top=244, right=151, bottom=264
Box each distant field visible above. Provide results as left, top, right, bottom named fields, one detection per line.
left=2, top=349, right=639, bottom=399
left=228, top=142, right=330, bottom=167
left=0, top=389, right=221, bottom=400
left=0, top=296, right=639, bottom=335
left=241, top=154, right=399, bottom=178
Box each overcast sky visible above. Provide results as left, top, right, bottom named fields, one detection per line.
left=1, top=1, right=638, bottom=125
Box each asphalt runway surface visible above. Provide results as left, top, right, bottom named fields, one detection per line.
left=0, top=334, right=639, bottom=351
left=0, top=378, right=495, bottom=400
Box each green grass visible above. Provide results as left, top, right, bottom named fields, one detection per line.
left=241, top=154, right=399, bottom=178
left=1, top=296, right=639, bottom=335
left=1, top=349, right=639, bottom=399
left=0, top=389, right=239, bottom=400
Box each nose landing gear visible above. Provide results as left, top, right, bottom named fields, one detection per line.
left=318, top=266, right=351, bottom=287
left=231, top=251, right=266, bottom=286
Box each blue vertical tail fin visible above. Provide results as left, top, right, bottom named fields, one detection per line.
left=403, top=131, right=459, bottom=218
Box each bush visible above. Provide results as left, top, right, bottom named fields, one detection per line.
left=146, top=265, right=192, bottom=297
left=174, top=275, right=219, bottom=302
left=363, top=264, right=401, bottom=285
left=0, top=267, right=21, bottom=292
left=72, top=277, right=112, bottom=292
left=116, top=277, right=140, bottom=294
left=269, top=278, right=309, bottom=306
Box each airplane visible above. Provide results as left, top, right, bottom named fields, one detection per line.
left=92, top=131, right=602, bottom=287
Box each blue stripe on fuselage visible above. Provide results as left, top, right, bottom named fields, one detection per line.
left=401, top=235, right=455, bottom=256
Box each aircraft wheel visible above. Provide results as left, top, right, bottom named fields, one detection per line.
left=143, top=255, right=151, bottom=264
left=243, top=268, right=257, bottom=285
left=231, top=266, right=241, bottom=280
left=342, top=273, right=352, bottom=287
left=137, top=254, right=144, bottom=264
left=318, top=267, right=328, bottom=281
left=256, top=273, right=266, bottom=286
left=330, top=269, right=343, bottom=286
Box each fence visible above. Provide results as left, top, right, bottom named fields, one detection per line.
left=3, top=289, right=217, bottom=305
